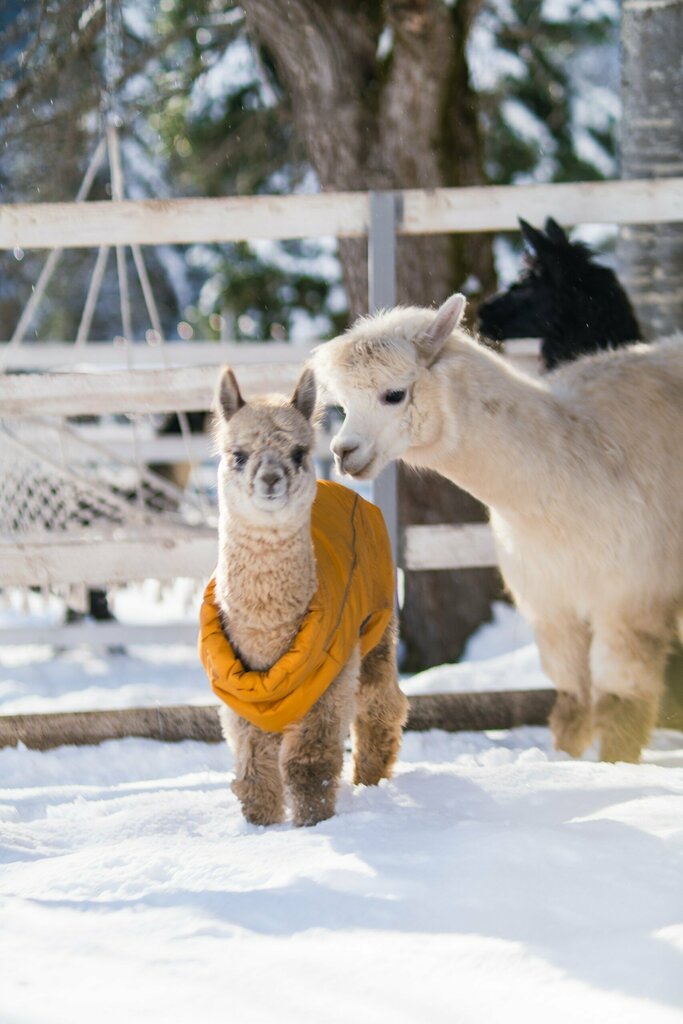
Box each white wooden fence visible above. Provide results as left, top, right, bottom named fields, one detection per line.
left=2, top=177, right=683, bottom=644
left=2, top=178, right=682, bottom=248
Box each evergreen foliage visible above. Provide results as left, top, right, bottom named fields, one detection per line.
left=0, top=0, right=619, bottom=343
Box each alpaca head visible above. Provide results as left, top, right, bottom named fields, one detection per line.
left=214, top=365, right=317, bottom=528
left=314, top=294, right=467, bottom=480
left=478, top=217, right=641, bottom=370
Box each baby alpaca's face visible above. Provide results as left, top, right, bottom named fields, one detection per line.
left=217, top=401, right=317, bottom=526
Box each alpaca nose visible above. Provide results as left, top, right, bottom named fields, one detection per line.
left=332, top=439, right=360, bottom=463
left=260, top=470, right=282, bottom=491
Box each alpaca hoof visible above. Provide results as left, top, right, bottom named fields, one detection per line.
left=292, top=800, right=335, bottom=828
left=599, top=741, right=641, bottom=765
left=288, top=779, right=337, bottom=826
left=595, top=693, right=652, bottom=764
left=352, top=766, right=389, bottom=787
left=242, top=806, right=285, bottom=827
left=232, top=779, right=285, bottom=826
left=549, top=691, right=592, bottom=758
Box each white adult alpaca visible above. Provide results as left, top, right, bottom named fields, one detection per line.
left=201, top=366, right=407, bottom=826
left=313, top=294, right=683, bottom=762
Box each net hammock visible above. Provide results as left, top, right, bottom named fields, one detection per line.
left=0, top=0, right=217, bottom=589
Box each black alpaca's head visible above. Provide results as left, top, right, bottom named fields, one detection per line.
left=478, top=217, right=642, bottom=370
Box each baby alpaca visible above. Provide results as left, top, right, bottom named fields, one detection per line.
left=314, top=295, right=683, bottom=763
left=200, top=366, right=407, bottom=826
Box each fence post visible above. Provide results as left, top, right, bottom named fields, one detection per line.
left=368, top=191, right=399, bottom=569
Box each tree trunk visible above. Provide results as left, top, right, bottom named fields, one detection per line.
left=240, top=0, right=501, bottom=668
left=617, top=0, right=683, bottom=337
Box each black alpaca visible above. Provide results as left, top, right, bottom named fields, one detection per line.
left=478, top=217, right=642, bottom=370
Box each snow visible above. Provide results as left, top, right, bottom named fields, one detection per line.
left=2, top=596, right=683, bottom=1022
left=188, top=38, right=264, bottom=121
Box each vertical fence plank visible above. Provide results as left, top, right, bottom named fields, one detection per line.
left=368, top=192, right=399, bottom=568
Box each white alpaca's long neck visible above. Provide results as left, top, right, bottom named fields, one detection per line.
left=410, top=337, right=571, bottom=517
left=216, top=514, right=316, bottom=672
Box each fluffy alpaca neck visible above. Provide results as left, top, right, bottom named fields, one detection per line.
left=216, top=514, right=316, bottom=672
left=411, top=336, right=573, bottom=516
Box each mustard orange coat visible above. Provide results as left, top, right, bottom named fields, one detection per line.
left=198, top=481, right=395, bottom=733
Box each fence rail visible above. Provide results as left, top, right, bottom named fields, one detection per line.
left=0, top=340, right=314, bottom=370
left=0, top=523, right=496, bottom=591
left=1, top=177, right=682, bottom=249
left=0, top=363, right=306, bottom=416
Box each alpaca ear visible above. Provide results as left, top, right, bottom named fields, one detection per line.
left=217, top=366, right=245, bottom=421
left=544, top=217, right=568, bottom=245
left=291, top=366, right=317, bottom=421
left=519, top=218, right=547, bottom=256
left=418, top=293, right=466, bottom=365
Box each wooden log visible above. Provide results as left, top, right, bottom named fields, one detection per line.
left=0, top=704, right=222, bottom=750
left=2, top=693, right=552, bottom=751
left=0, top=688, right=681, bottom=751
left=405, top=689, right=556, bottom=732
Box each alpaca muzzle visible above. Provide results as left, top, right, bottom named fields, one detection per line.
left=331, top=436, right=376, bottom=478
left=254, top=457, right=287, bottom=502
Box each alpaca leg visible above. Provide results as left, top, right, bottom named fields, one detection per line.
left=220, top=707, right=285, bottom=826
left=352, top=617, right=408, bottom=786
left=280, top=651, right=360, bottom=827
left=590, top=617, right=669, bottom=763
left=535, top=615, right=593, bottom=757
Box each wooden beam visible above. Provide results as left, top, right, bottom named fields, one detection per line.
left=406, top=689, right=555, bottom=732
left=0, top=621, right=201, bottom=647
left=0, top=692, right=556, bottom=750
left=401, top=177, right=683, bottom=235
left=0, top=193, right=369, bottom=250
left=402, top=523, right=498, bottom=570
left=1, top=689, right=679, bottom=750
left=0, top=363, right=305, bottom=417
left=69, top=434, right=212, bottom=464
left=0, top=340, right=315, bottom=371
left=50, top=427, right=332, bottom=464
left=0, top=533, right=217, bottom=587
left=1, top=339, right=537, bottom=378
left=0, top=705, right=222, bottom=749
left=1, top=178, right=682, bottom=251
left=1, top=513, right=499, bottom=589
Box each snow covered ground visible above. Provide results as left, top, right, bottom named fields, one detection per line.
left=1, top=594, right=683, bottom=1023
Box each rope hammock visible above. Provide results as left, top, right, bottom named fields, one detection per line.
left=0, top=0, right=216, bottom=590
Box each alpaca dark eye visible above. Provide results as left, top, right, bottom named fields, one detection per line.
left=232, top=450, right=248, bottom=469
left=291, top=446, right=308, bottom=469
left=382, top=389, right=406, bottom=405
